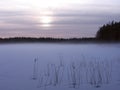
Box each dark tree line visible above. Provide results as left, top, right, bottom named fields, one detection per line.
left=96, top=21, right=120, bottom=41
left=0, top=37, right=96, bottom=43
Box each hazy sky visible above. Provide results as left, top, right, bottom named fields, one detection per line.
left=0, top=0, right=120, bottom=38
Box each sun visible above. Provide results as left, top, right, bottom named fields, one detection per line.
left=40, top=16, right=52, bottom=24
left=34, top=11, right=54, bottom=28
left=40, top=16, right=53, bottom=27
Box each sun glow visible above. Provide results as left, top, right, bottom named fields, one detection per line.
left=40, top=16, right=52, bottom=24
left=40, top=16, right=53, bottom=27
left=9, top=0, right=93, bottom=28
left=33, top=10, right=54, bottom=28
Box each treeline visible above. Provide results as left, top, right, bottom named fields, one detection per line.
left=96, top=21, right=120, bottom=41
left=0, top=37, right=96, bottom=43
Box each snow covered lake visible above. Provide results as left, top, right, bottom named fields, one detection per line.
left=0, top=43, right=120, bottom=90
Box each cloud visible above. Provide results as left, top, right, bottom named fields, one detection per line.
left=0, top=0, right=120, bottom=38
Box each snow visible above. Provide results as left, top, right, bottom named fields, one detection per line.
left=0, top=43, right=120, bottom=90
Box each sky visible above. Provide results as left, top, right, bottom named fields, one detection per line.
left=0, top=0, right=120, bottom=38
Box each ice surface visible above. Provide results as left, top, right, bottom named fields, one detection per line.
left=0, top=43, right=120, bottom=90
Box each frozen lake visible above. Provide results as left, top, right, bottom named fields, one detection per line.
left=0, top=43, right=120, bottom=90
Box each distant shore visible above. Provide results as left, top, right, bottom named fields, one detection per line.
left=0, top=37, right=120, bottom=44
